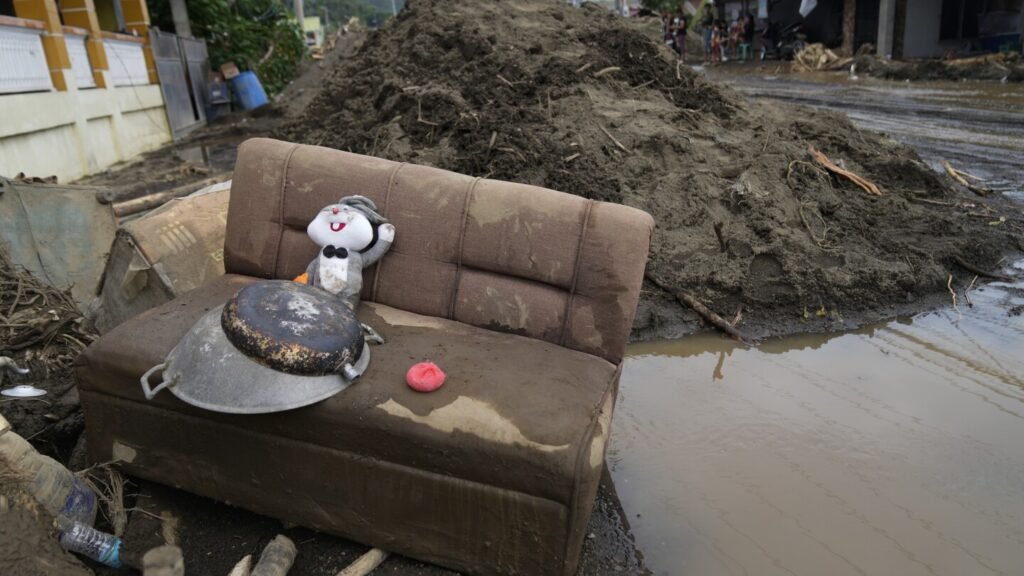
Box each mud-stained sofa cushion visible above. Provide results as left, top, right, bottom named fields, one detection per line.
left=225, top=139, right=654, bottom=364
left=77, top=275, right=618, bottom=504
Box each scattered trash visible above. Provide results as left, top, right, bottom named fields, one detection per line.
left=852, top=51, right=1024, bottom=82
left=406, top=362, right=446, bottom=393
left=0, top=414, right=98, bottom=525
left=57, top=515, right=123, bottom=567
left=0, top=355, right=30, bottom=388
left=92, top=182, right=230, bottom=334
left=251, top=534, right=297, bottom=576
left=793, top=43, right=852, bottom=72
left=1, top=384, right=47, bottom=398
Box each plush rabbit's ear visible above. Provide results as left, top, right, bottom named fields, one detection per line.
left=338, top=195, right=388, bottom=225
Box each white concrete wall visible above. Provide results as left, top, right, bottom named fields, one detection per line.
left=902, top=0, right=944, bottom=58
left=0, top=80, right=171, bottom=182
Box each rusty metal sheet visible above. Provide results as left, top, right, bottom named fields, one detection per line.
left=0, top=179, right=116, bottom=310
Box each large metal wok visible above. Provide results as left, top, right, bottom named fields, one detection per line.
left=140, top=281, right=369, bottom=414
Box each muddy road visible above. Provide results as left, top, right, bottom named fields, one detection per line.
left=612, top=72, right=1024, bottom=576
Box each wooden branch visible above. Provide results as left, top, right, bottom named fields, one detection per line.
left=953, top=256, right=1014, bottom=282
left=335, top=548, right=389, bottom=576
left=593, top=66, right=621, bottom=78
left=646, top=273, right=754, bottom=344
left=112, top=174, right=230, bottom=217
left=598, top=125, right=629, bottom=152
left=808, top=145, right=882, bottom=196
left=942, top=160, right=992, bottom=196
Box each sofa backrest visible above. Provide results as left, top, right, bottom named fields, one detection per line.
left=225, top=138, right=653, bottom=364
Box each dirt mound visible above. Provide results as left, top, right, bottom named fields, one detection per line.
left=277, top=0, right=1021, bottom=339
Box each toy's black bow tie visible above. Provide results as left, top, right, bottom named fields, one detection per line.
left=322, top=245, right=349, bottom=259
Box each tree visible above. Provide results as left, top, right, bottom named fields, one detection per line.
left=304, top=0, right=393, bottom=28
left=148, top=0, right=305, bottom=95
left=641, top=0, right=682, bottom=12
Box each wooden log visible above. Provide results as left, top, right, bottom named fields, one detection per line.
left=112, top=175, right=230, bottom=218
left=953, top=256, right=1014, bottom=283
left=335, top=548, right=390, bottom=576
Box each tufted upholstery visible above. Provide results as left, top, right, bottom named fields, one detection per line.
left=225, top=139, right=653, bottom=363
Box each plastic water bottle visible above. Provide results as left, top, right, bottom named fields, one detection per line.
left=57, top=516, right=123, bottom=568
left=0, top=414, right=97, bottom=525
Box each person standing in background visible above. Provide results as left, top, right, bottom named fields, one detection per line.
left=700, top=1, right=716, bottom=64
left=674, top=12, right=691, bottom=61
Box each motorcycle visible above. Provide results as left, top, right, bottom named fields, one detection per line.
left=760, top=20, right=808, bottom=61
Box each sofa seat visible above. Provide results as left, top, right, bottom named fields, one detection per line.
left=77, top=274, right=619, bottom=572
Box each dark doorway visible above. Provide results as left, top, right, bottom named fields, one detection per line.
left=854, top=0, right=880, bottom=48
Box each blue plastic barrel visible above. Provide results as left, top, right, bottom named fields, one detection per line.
left=231, top=71, right=269, bottom=110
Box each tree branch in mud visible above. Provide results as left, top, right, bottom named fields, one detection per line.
left=646, top=273, right=755, bottom=345
left=947, top=274, right=960, bottom=317
left=942, top=161, right=992, bottom=196
left=953, top=256, right=1014, bottom=282
left=808, top=145, right=882, bottom=196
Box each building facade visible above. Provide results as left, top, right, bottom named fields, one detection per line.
left=0, top=0, right=172, bottom=182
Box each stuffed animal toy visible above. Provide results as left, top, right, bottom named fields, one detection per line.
left=302, top=195, right=395, bottom=314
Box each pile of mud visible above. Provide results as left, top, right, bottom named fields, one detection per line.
left=278, top=0, right=1021, bottom=338
left=854, top=52, right=1024, bottom=82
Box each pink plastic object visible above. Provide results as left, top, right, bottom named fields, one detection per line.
left=406, top=362, right=446, bottom=392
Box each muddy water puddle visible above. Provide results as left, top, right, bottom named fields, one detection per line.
left=611, top=264, right=1024, bottom=576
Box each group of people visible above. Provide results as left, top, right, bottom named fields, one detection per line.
left=662, top=6, right=756, bottom=65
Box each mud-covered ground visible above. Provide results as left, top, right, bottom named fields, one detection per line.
left=28, top=3, right=1020, bottom=573
left=276, top=0, right=1022, bottom=342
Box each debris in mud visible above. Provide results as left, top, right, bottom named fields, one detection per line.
left=793, top=43, right=852, bottom=72
left=277, top=0, right=1021, bottom=339
left=0, top=247, right=94, bottom=457
left=853, top=51, right=1024, bottom=83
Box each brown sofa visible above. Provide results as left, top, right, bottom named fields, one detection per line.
left=76, top=138, right=653, bottom=575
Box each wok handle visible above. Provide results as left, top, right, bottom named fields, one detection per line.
left=140, top=363, right=172, bottom=400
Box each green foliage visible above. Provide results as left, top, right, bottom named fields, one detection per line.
left=304, top=0, right=392, bottom=29
left=148, top=0, right=305, bottom=96
left=640, top=0, right=682, bottom=12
